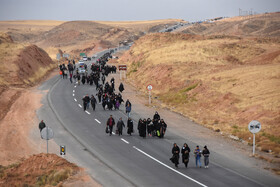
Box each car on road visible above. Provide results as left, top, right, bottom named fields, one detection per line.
left=83, top=56, right=87, bottom=61
left=78, top=67, right=86, bottom=74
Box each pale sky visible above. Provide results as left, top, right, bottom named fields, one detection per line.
left=0, top=0, right=279, bottom=22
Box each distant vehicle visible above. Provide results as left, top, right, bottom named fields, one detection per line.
left=93, top=55, right=97, bottom=58
left=78, top=60, right=84, bottom=67
left=87, top=57, right=91, bottom=61
left=78, top=67, right=86, bottom=74
left=83, top=56, right=87, bottom=61
left=112, top=56, right=118, bottom=59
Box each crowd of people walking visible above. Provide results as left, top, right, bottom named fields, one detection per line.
left=58, top=52, right=211, bottom=170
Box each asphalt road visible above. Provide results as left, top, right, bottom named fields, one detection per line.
left=37, top=49, right=280, bottom=187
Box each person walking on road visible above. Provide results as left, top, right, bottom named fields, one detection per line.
left=90, top=95, right=97, bottom=111
left=119, top=82, right=124, bottom=93
left=181, top=143, right=191, bottom=168
left=82, top=94, right=90, bottom=111
left=117, top=117, right=125, bottom=136
left=69, top=73, right=73, bottom=83
left=39, top=120, right=46, bottom=132
left=202, top=146, right=210, bottom=168
left=194, top=146, right=202, bottom=168
left=127, top=117, right=133, bottom=135
left=171, top=143, right=180, bottom=168
left=125, top=99, right=131, bottom=117
left=106, top=115, right=115, bottom=136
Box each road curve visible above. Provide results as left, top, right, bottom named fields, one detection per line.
left=38, top=49, right=280, bottom=187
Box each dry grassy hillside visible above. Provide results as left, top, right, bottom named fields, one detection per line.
left=0, top=20, right=65, bottom=42
left=0, top=19, right=184, bottom=60
left=181, top=12, right=280, bottom=37
left=0, top=153, right=98, bottom=186
left=96, top=19, right=185, bottom=33
left=118, top=33, right=280, bottom=155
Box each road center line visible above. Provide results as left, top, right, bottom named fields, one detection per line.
left=85, top=111, right=90, bottom=115
left=74, top=98, right=77, bottom=102
left=78, top=104, right=82, bottom=108
left=95, top=119, right=101, bottom=124
left=74, top=85, right=77, bottom=88
left=73, top=94, right=75, bottom=96
left=73, top=90, right=75, bottom=93
left=133, top=146, right=207, bottom=187
left=121, top=138, right=129, bottom=144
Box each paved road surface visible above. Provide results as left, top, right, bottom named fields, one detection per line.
left=37, top=49, right=280, bottom=187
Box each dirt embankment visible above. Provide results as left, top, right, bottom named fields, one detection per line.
left=0, top=153, right=99, bottom=186
left=116, top=32, right=280, bottom=158
left=0, top=33, right=56, bottom=121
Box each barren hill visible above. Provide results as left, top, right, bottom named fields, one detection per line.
left=180, top=12, right=280, bottom=37
left=117, top=33, right=280, bottom=155
left=0, top=32, right=55, bottom=120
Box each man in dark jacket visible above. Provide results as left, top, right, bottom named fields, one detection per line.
left=39, top=120, right=46, bottom=132
left=82, top=95, right=90, bottom=111
left=117, top=117, right=125, bottom=136
left=171, top=143, right=180, bottom=168
left=106, top=115, right=115, bottom=136
left=90, top=95, right=97, bottom=111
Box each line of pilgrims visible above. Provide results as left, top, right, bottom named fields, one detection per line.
left=106, top=111, right=167, bottom=139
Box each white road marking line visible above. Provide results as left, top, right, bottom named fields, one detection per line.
left=73, top=90, right=75, bottom=92
left=73, top=94, right=75, bottom=96
left=85, top=111, right=90, bottom=115
left=74, top=98, right=77, bottom=102
left=95, top=119, right=101, bottom=124
left=74, top=85, right=77, bottom=88
left=133, top=146, right=207, bottom=187
left=78, top=104, right=82, bottom=108
left=112, top=132, right=115, bottom=135
left=121, top=138, right=129, bottom=144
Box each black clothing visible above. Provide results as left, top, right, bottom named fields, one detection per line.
left=127, top=119, right=134, bottom=135
left=172, top=146, right=180, bottom=167
left=181, top=146, right=191, bottom=168
left=153, top=112, right=160, bottom=121
left=39, top=121, right=46, bottom=132
left=138, top=120, right=146, bottom=138
left=119, top=83, right=124, bottom=92
left=202, top=149, right=210, bottom=157
left=117, top=120, right=125, bottom=136
left=82, top=96, right=90, bottom=111
left=90, top=96, right=97, bottom=110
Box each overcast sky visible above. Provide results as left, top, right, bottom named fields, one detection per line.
left=0, top=0, right=279, bottom=22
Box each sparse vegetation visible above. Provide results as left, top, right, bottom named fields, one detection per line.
left=36, top=169, right=73, bottom=186
left=118, top=32, right=280, bottom=155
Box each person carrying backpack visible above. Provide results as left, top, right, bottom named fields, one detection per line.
left=202, top=146, right=210, bottom=168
